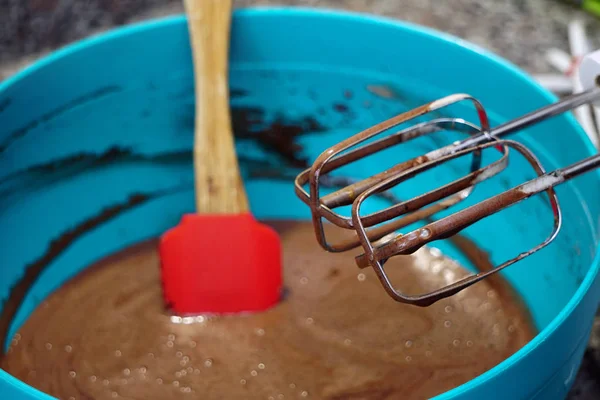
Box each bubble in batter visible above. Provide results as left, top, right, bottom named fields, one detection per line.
left=1, top=222, right=535, bottom=400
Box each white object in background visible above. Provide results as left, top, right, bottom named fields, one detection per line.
left=580, top=50, right=600, bottom=148
left=569, top=20, right=589, bottom=59
left=546, top=48, right=572, bottom=73
left=580, top=50, right=600, bottom=96
left=538, top=21, right=600, bottom=149
left=569, top=21, right=599, bottom=148
left=533, top=74, right=573, bottom=94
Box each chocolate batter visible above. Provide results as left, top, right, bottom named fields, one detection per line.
left=1, top=221, right=535, bottom=400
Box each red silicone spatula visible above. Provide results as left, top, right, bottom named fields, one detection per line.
left=159, top=0, right=282, bottom=315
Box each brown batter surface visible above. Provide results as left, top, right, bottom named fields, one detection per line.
left=1, top=221, right=535, bottom=400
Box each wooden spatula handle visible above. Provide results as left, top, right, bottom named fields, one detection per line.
left=184, top=0, right=249, bottom=214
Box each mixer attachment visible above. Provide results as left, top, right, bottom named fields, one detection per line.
left=295, top=89, right=600, bottom=306
left=295, top=94, right=496, bottom=253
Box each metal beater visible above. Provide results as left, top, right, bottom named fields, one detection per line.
left=295, top=50, right=600, bottom=307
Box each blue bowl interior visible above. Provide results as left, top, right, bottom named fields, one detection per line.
left=0, top=8, right=599, bottom=400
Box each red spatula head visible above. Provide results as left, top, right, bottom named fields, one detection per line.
left=159, top=213, right=282, bottom=314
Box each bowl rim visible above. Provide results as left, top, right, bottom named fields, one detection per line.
left=0, top=6, right=599, bottom=400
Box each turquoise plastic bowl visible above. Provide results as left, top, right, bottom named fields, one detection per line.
left=1, top=7, right=599, bottom=400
